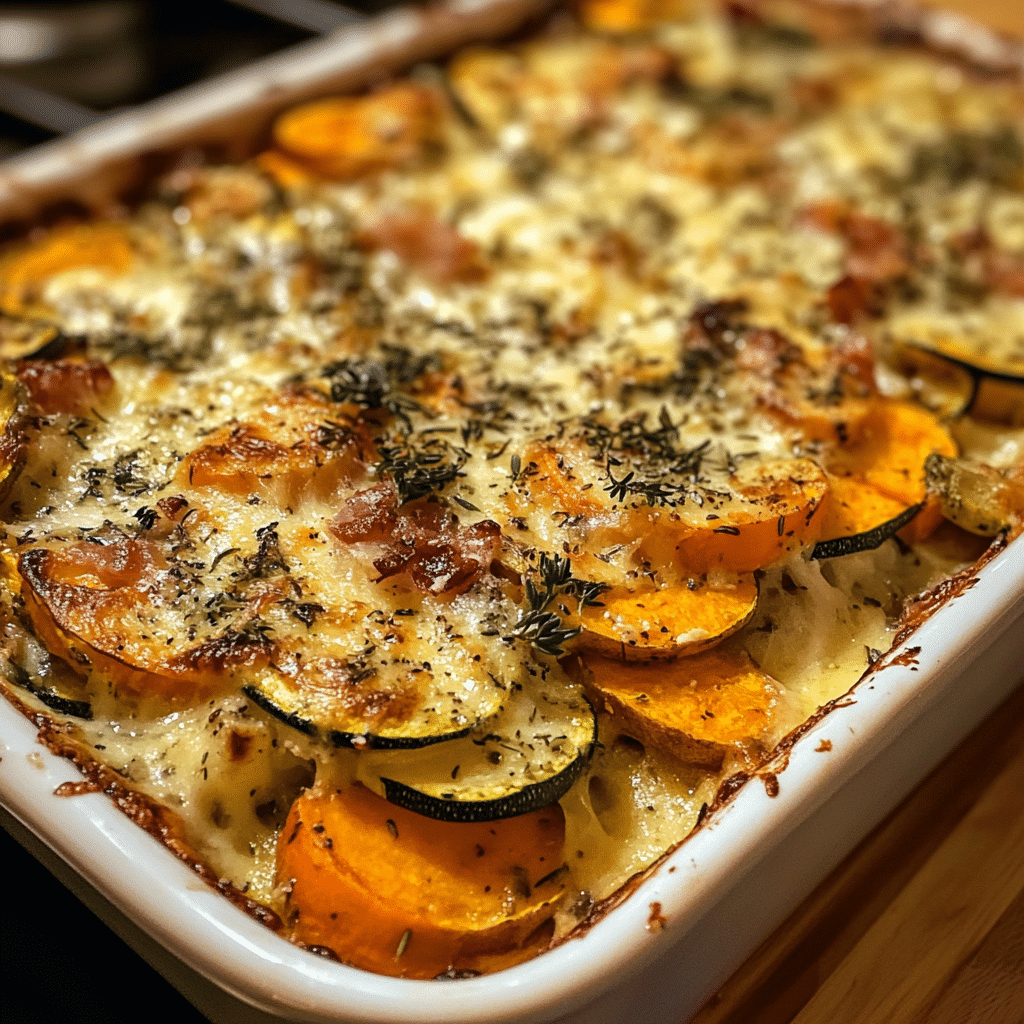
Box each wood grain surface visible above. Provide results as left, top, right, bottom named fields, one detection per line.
left=690, top=680, right=1024, bottom=1024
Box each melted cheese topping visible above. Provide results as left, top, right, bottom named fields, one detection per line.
left=1, top=0, right=1022, bottom=967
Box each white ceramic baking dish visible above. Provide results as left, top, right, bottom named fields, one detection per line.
left=2, top=2, right=1024, bottom=1021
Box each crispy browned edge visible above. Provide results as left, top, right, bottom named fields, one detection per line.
left=1, top=0, right=1023, bottom=969
left=0, top=680, right=283, bottom=929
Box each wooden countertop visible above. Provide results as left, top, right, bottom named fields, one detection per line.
left=690, top=679, right=1024, bottom=1024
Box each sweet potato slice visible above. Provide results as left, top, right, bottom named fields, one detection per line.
left=10, top=539, right=269, bottom=703
left=814, top=474, right=914, bottom=545
left=0, top=223, right=132, bottom=316
left=818, top=399, right=956, bottom=547
left=646, top=458, right=828, bottom=573
left=826, top=399, right=956, bottom=506
left=523, top=444, right=608, bottom=518
left=272, top=85, right=442, bottom=181
left=179, top=393, right=373, bottom=506
left=575, top=573, right=758, bottom=660
left=277, top=783, right=566, bottom=978
left=580, top=647, right=779, bottom=770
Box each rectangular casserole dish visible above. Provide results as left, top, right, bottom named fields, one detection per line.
left=2, top=1, right=1024, bottom=1020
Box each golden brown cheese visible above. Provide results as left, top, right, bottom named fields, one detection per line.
left=1, top=0, right=1023, bottom=979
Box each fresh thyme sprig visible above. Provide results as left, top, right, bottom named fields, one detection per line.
left=321, top=352, right=429, bottom=428
left=584, top=406, right=713, bottom=507
left=376, top=436, right=469, bottom=503
left=504, top=553, right=607, bottom=657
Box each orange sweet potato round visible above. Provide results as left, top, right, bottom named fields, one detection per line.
left=576, top=573, right=758, bottom=660
left=0, top=223, right=133, bottom=316
left=581, top=646, right=780, bottom=770
left=277, top=783, right=566, bottom=978
left=645, top=458, right=828, bottom=573
left=819, top=398, right=957, bottom=546
left=272, top=85, right=442, bottom=181
left=11, top=539, right=268, bottom=703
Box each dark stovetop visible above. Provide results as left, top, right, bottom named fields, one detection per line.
left=0, top=0, right=392, bottom=157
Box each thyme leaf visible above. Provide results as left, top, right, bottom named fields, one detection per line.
left=242, top=523, right=289, bottom=579
left=503, top=553, right=607, bottom=656
left=376, top=437, right=468, bottom=503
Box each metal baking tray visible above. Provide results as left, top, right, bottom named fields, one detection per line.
left=2, top=2, right=1023, bottom=1021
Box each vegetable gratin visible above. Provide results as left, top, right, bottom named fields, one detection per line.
left=2, top=0, right=1024, bottom=981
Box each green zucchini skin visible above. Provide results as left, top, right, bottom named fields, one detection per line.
left=241, top=683, right=480, bottom=749
left=4, top=657, right=92, bottom=720
left=370, top=688, right=598, bottom=822
left=810, top=501, right=924, bottom=560
left=241, top=684, right=317, bottom=736
left=380, top=749, right=592, bottom=822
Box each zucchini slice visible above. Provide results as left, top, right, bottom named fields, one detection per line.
left=242, top=652, right=509, bottom=750
left=811, top=501, right=923, bottom=559
left=355, top=670, right=597, bottom=821
left=925, top=453, right=1024, bottom=537
left=903, top=341, right=1024, bottom=421
left=0, top=656, right=92, bottom=720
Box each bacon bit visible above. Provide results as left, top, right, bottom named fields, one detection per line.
left=357, top=211, right=486, bottom=285
left=762, top=772, right=780, bottom=797
left=331, top=485, right=500, bottom=595
left=829, top=333, right=876, bottom=392
left=17, top=358, right=114, bottom=415
left=156, top=494, right=190, bottom=521
left=827, top=275, right=881, bottom=324
left=684, top=298, right=748, bottom=354
left=329, top=481, right=399, bottom=544
left=843, top=214, right=908, bottom=283
left=646, top=901, right=668, bottom=932
left=375, top=506, right=501, bottom=595
left=54, top=780, right=103, bottom=797
left=802, top=204, right=909, bottom=320
left=815, top=739, right=833, bottom=752
left=735, top=328, right=800, bottom=375
left=949, top=227, right=1024, bottom=297
left=990, top=252, right=1024, bottom=297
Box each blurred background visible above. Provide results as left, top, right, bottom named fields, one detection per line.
left=0, top=0, right=397, bottom=159
left=1, top=1, right=1022, bottom=162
